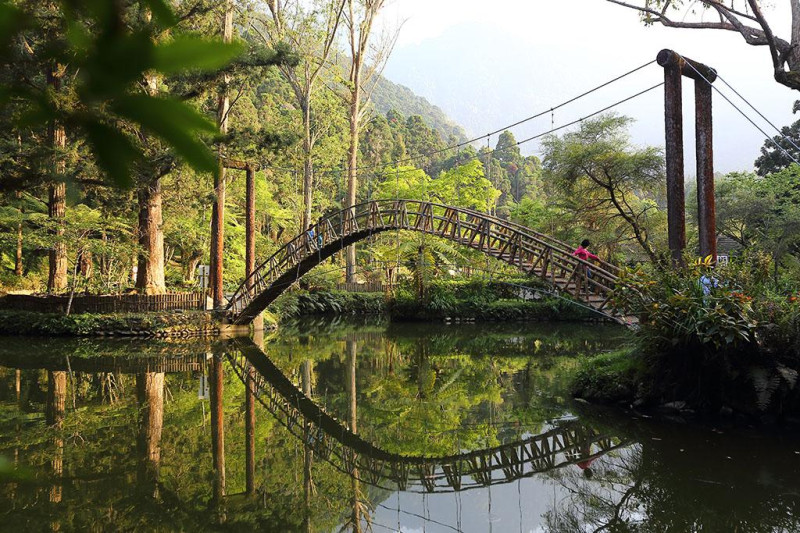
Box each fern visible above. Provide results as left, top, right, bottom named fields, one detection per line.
left=749, top=367, right=781, bottom=411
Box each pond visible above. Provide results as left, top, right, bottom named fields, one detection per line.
left=0, top=318, right=799, bottom=532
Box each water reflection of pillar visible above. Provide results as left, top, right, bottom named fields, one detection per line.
left=46, top=371, right=66, bottom=531
left=346, top=340, right=363, bottom=533
left=301, top=359, right=314, bottom=533
left=135, top=372, right=164, bottom=496
left=245, top=364, right=256, bottom=497
left=247, top=327, right=263, bottom=497
left=210, top=354, right=227, bottom=504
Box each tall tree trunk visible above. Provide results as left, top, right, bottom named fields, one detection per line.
left=301, top=359, right=314, bottom=532
left=46, top=370, right=66, bottom=428
left=346, top=341, right=361, bottom=532
left=210, top=355, right=226, bottom=503
left=245, top=365, right=256, bottom=497
left=15, top=222, right=23, bottom=277
left=79, top=250, right=93, bottom=280
left=135, top=57, right=166, bottom=294
left=345, top=86, right=360, bottom=283
left=136, top=180, right=166, bottom=294
left=47, top=62, right=68, bottom=293
left=47, top=184, right=67, bottom=292
left=184, top=251, right=203, bottom=283
left=302, top=96, right=313, bottom=230
left=343, top=0, right=389, bottom=283
left=211, top=0, right=234, bottom=309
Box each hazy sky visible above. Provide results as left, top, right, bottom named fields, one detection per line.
left=376, top=0, right=797, bottom=174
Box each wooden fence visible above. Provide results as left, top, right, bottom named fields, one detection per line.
left=335, top=282, right=388, bottom=293
left=0, top=292, right=207, bottom=314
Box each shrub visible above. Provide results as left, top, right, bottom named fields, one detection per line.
left=572, top=348, right=641, bottom=404
left=610, top=254, right=800, bottom=415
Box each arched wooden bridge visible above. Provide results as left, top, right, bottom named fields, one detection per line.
left=229, top=339, right=628, bottom=493
left=227, top=200, right=628, bottom=325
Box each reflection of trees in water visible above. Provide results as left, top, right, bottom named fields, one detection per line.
left=264, top=322, right=617, bottom=458
left=545, top=444, right=646, bottom=532
left=5, top=328, right=798, bottom=532
left=544, top=436, right=800, bottom=532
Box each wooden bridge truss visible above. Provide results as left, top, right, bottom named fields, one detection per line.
left=229, top=339, right=628, bottom=494
left=227, top=200, right=627, bottom=324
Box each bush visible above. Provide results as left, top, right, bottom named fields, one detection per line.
left=610, top=254, right=800, bottom=415
left=272, top=290, right=386, bottom=319
left=572, top=348, right=642, bottom=404
left=388, top=279, right=596, bottom=322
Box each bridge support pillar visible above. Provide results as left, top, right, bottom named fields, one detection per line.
left=658, top=49, right=717, bottom=265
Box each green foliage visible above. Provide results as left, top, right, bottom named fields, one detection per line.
left=1, top=0, right=246, bottom=188
left=541, top=114, right=666, bottom=262
left=712, top=167, right=800, bottom=270
left=754, top=109, right=800, bottom=176
left=370, top=78, right=467, bottom=143
left=0, top=309, right=211, bottom=336
left=272, top=290, right=386, bottom=319
left=610, top=255, right=800, bottom=414
left=389, top=279, right=596, bottom=322
left=571, top=347, right=641, bottom=404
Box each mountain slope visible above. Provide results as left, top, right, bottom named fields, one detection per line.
left=371, top=75, right=468, bottom=142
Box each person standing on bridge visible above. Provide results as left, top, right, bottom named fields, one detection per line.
left=306, top=225, right=317, bottom=252
left=573, top=239, right=600, bottom=290
left=573, top=239, right=600, bottom=262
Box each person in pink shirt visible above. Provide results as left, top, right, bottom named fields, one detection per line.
left=573, top=239, right=599, bottom=262
left=573, top=239, right=599, bottom=289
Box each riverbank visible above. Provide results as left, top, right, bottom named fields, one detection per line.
left=572, top=346, right=800, bottom=426
left=0, top=283, right=600, bottom=337
left=0, top=309, right=239, bottom=338
left=274, top=279, right=601, bottom=323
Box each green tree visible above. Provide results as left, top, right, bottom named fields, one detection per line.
left=435, top=159, right=500, bottom=212
left=542, top=114, right=665, bottom=263
left=754, top=105, right=800, bottom=175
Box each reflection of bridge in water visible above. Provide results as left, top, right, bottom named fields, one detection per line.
left=230, top=339, right=629, bottom=494
left=0, top=352, right=208, bottom=374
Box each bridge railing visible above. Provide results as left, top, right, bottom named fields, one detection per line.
left=227, top=200, right=625, bottom=323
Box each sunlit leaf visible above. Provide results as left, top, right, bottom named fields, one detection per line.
left=141, top=0, right=178, bottom=27
left=154, top=37, right=244, bottom=74
left=84, top=120, right=139, bottom=188
left=112, top=95, right=218, bottom=175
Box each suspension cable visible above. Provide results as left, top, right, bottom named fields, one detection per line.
left=715, top=74, right=800, bottom=155
left=676, top=53, right=800, bottom=167
left=259, top=59, right=659, bottom=177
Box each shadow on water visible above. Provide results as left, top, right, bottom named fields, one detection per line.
left=0, top=320, right=798, bottom=531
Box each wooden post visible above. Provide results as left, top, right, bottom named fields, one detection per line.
left=657, top=49, right=717, bottom=265
left=659, top=50, right=686, bottom=265
left=695, top=79, right=716, bottom=260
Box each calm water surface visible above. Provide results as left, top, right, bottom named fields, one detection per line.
left=1, top=318, right=799, bottom=532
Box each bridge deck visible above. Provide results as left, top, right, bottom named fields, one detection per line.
left=226, top=200, right=634, bottom=325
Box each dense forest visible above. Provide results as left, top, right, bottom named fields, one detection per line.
left=1, top=0, right=800, bottom=307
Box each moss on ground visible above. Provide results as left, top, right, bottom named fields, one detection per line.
left=571, top=347, right=643, bottom=404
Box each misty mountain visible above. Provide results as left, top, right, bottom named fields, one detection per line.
left=371, top=74, right=468, bottom=143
